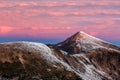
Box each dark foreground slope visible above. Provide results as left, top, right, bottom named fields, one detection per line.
left=0, top=42, right=81, bottom=80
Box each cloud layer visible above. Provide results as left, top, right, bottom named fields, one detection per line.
left=0, top=0, right=120, bottom=40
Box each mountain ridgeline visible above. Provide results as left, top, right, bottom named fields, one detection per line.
left=55, top=31, right=120, bottom=54
left=0, top=31, right=120, bottom=80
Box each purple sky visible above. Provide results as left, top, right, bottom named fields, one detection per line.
left=0, top=0, right=120, bottom=46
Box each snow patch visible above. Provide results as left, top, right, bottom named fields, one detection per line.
left=60, top=50, right=68, bottom=55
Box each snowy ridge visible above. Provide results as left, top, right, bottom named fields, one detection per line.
left=77, top=31, right=116, bottom=45
left=77, top=31, right=107, bottom=43
left=3, top=41, right=74, bottom=72
left=2, top=41, right=55, bottom=61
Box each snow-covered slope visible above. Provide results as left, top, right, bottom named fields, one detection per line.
left=52, top=46, right=120, bottom=80
left=0, top=32, right=120, bottom=80
left=56, top=31, right=120, bottom=54
left=0, top=41, right=56, bottom=63
left=0, top=41, right=81, bottom=80
left=0, top=41, right=74, bottom=70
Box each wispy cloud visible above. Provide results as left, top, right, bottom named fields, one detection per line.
left=0, top=0, right=120, bottom=40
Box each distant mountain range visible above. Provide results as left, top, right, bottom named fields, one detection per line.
left=0, top=31, right=120, bottom=80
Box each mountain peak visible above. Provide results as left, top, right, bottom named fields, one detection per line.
left=75, top=31, right=87, bottom=37
left=71, top=31, right=94, bottom=41
left=75, top=31, right=87, bottom=35
left=77, top=31, right=86, bottom=34
left=56, top=31, right=120, bottom=54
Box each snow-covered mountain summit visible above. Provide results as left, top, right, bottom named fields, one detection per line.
left=56, top=31, right=120, bottom=54
left=69, top=31, right=105, bottom=42
left=0, top=32, right=120, bottom=80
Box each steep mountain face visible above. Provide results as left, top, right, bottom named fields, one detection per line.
left=0, top=31, right=120, bottom=80
left=86, top=48, right=120, bottom=80
left=56, top=31, right=120, bottom=54
left=52, top=48, right=120, bottom=80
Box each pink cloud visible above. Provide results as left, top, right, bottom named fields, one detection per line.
left=0, top=26, right=13, bottom=36
left=90, top=1, right=120, bottom=6
left=22, top=9, right=120, bottom=17
left=0, top=0, right=119, bottom=40
left=0, top=1, right=119, bottom=8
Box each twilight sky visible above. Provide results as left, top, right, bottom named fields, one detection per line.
left=0, top=0, right=120, bottom=46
